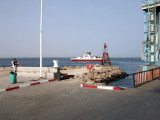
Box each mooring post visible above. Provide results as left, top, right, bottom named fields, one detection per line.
left=87, top=64, right=93, bottom=83
left=57, top=67, right=60, bottom=81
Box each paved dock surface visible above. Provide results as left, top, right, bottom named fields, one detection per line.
left=0, top=76, right=44, bottom=89
left=0, top=78, right=160, bottom=120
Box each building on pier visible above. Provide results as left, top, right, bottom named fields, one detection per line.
left=141, top=0, right=160, bottom=70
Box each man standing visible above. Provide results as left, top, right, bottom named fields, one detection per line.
left=13, top=59, right=20, bottom=71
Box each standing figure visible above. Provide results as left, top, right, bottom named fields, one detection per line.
left=13, top=59, right=20, bottom=71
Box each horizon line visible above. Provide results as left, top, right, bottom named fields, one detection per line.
left=0, top=56, right=141, bottom=59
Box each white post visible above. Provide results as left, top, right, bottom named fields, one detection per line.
left=40, top=0, right=43, bottom=78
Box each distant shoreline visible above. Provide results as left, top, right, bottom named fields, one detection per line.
left=0, top=57, right=141, bottom=59
left=0, top=57, right=72, bottom=59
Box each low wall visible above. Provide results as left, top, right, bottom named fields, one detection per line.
left=17, top=67, right=59, bottom=78
left=0, top=67, right=12, bottom=77
left=0, top=67, right=59, bottom=79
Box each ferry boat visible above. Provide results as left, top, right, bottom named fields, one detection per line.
left=71, top=52, right=103, bottom=62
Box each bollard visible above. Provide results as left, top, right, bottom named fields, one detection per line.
left=53, top=60, right=59, bottom=67
left=53, top=60, right=60, bottom=81
left=57, top=67, right=60, bottom=81
left=54, top=67, right=60, bottom=81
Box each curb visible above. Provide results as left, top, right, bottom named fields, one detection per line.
left=0, top=79, right=56, bottom=93
left=80, top=84, right=124, bottom=90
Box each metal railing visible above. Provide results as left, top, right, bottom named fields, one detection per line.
left=133, top=67, right=160, bottom=87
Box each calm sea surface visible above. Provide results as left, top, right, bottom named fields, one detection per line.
left=0, top=57, right=144, bottom=88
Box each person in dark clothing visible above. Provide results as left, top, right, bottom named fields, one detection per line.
left=13, top=59, right=20, bottom=71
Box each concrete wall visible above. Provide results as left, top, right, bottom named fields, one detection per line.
left=17, top=67, right=58, bottom=78
left=0, top=67, right=12, bottom=77
left=0, top=67, right=59, bottom=79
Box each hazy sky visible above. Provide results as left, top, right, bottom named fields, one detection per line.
left=0, top=0, right=144, bottom=58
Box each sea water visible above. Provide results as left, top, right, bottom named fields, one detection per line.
left=0, top=57, right=144, bottom=88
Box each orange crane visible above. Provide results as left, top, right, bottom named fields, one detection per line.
left=102, top=43, right=111, bottom=66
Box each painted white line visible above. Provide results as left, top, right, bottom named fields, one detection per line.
left=98, top=86, right=113, bottom=90
left=81, top=84, right=123, bottom=90
left=0, top=89, right=6, bottom=93
left=40, top=80, right=48, bottom=83
left=20, top=84, right=30, bottom=88
left=0, top=79, right=57, bottom=93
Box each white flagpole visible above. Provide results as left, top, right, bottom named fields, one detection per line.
left=40, top=0, right=43, bottom=78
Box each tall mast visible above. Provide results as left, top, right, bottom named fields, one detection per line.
left=40, top=0, right=43, bottom=78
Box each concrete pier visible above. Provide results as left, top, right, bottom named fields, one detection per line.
left=0, top=77, right=160, bottom=120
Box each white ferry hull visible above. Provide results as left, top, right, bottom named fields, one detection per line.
left=71, top=58, right=102, bottom=62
